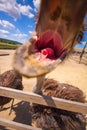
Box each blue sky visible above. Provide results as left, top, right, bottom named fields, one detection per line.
left=0, top=0, right=87, bottom=45
left=0, top=0, right=40, bottom=43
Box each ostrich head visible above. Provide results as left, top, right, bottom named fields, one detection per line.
left=13, top=0, right=87, bottom=78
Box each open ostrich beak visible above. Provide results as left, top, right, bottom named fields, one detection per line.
left=13, top=32, right=65, bottom=78
left=33, top=30, right=64, bottom=59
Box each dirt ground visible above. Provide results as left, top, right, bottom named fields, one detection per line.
left=0, top=49, right=87, bottom=130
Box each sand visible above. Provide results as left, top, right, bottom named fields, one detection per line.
left=0, top=49, right=87, bottom=130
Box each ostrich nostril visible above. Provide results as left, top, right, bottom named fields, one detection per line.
left=50, top=6, right=61, bottom=21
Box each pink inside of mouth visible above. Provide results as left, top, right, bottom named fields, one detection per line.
left=35, top=30, right=64, bottom=60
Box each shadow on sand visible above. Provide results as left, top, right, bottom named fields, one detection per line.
left=0, top=101, right=32, bottom=130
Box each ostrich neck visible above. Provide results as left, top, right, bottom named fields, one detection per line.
left=32, top=74, right=45, bottom=94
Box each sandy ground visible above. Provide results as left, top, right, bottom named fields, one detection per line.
left=0, top=49, right=87, bottom=130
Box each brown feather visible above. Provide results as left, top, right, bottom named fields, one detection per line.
left=31, top=79, right=86, bottom=130
left=0, top=70, right=23, bottom=107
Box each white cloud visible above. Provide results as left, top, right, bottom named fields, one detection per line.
left=13, top=33, right=28, bottom=38
left=18, top=4, right=34, bottom=18
left=28, top=25, right=33, bottom=28
left=0, top=20, right=15, bottom=29
left=7, top=32, right=28, bottom=43
left=0, top=29, right=9, bottom=34
left=12, top=33, right=28, bottom=43
left=29, top=30, right=36, bottom=35
left=33, top=0, right=40, bottom=10
left=0, top=0, right=34, bottom=19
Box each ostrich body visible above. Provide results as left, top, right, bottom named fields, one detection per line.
left=31, top=79, right=86, bottom=130
left=0, top=70, right=23, bottom=109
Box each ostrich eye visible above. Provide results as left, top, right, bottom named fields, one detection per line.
left=50, top=6, right=61, bottom=21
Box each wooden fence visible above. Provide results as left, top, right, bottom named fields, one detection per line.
left=0, top=86, right=87, bottom=130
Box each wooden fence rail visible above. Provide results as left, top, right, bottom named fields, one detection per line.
left=0, top=86, right=87, bottom=129
left=0, top=118, right=41, bottom=130
left=0, top=86, right=87, bottom=114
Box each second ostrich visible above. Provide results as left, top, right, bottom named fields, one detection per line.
left=0, top=70, right=23, bottom=110
left=31, top=79, right=86, bottom=130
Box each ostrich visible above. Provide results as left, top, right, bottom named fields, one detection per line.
left=31, top=79, right=86, bottom=130
left=0, top=70, right=23, bottom=111
left=13, top=0, right=87, bottom=129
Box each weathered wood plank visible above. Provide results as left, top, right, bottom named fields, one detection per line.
left=0, top=86, right=87, bottom=114
left=0, top=118, right=41, bottom=130
left=0, top=53, right=9, bottom=56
